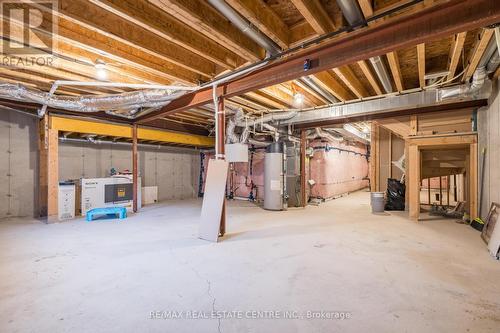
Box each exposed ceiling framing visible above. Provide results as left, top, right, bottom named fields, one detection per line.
left=0, top=0, right=499, bottom=135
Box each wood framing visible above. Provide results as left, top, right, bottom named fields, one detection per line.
left=132, top=124, right=138, bottom=213
left=300, top=129, right=307, bottom=206
left=357, top=60, right=383, bottom=95
left=417, top=43, right=426, bottom=88
left=225, top=0, right=290, bottom=48
left=290, top=0, right=335, bottom=35
left=387, top=51, right=404, bottom=92
left=447, top=32, right=467, bottom=81
left=464, top=28, right=495, bottom=82
left=333, top=66, right=369, bottom=99
left=136, top=0, right=500, bottom=122
left=407, top=133, right=478, bottom=220
left=51, top=116, right=214, bottom=146
left=38, top=115, right=59, bottom=222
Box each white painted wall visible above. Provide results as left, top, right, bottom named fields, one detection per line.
left=0, top=108, right=201, bottom=219
left=478, top=77, right=500, bottom=219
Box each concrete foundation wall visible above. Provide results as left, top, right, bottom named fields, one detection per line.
left=0, top=109, right=39, bottom=219
left=0, top=109, right=201, bottom=219
left=478, top=77, right=500, bottom=219
left=59, top=142, right=201, bottom=202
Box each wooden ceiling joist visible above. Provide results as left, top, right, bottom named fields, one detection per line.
left=89, top=0, right=243, bottom=69
left=225, top=0, right=290, bottom=48
left=290, top=0, right=335, bottom=35
left=333, top=66, right=369, bottom=99
left=463, top=28, right=495, bottom=82
left=1, top=13, right=200, bottom=84
left=358, top=0, right=374, bottom=18
left=357, top=60, right=383, bottom=95
left=386, top=51, right=404, bottom=92
left=53, top=0, right=216, bottom=77
left=292, top=80, right=327, bottom=106
left=417, top=43, right=426, bottom=88
left=447, top=32, right=467, bottom=81
left=148, top=0, right=265, bottom=61
left=137, top=0, right=500, bottom=123
left=313, top=71, right=352, bottom=102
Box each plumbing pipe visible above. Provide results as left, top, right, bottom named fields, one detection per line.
left=59, top=137, right=199, bottom=151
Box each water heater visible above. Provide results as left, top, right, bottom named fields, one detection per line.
left=264, top=142, right=287, bottom=211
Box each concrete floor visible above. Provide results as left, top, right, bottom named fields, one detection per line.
left=1, top=190, right=499, bottom=333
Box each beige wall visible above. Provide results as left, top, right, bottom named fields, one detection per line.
left=478, top=77, right=500, bottom=218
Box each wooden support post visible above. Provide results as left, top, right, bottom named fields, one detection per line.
left=217, top=93, right=226, bottom=236
left=132, top=124, right=138, bottom=213
left=408, top=145, right=420, bottom=220
left=469, top=142, right=478, bottom=218
left=38, top=114, right=59, bottom=222
left=300, top=129, right=307, bottom=207
left=370, top=122, right=379, bottom=192
left=447, top=175, right=450, bottom=206
left=453, top=174, right=457, bottom=201
left=427, top=178, right=431, bottom=204
left=439, top=176, right=443, bottom=206
left=410, top=115, right=418, bottom=136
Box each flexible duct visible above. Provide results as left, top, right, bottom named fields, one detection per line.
left=307, top=128, right=343, bottom=142
left=0, top=83, right=184, bottom=113
left=234, top=109, right=298, bottom=127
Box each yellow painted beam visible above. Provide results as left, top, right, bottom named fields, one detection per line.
left=50, top=116, right=214, bottom=146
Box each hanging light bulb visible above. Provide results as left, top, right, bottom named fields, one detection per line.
left=293, top=92, right=304, bottom=106
left=95, top=60, right=107, bottom=81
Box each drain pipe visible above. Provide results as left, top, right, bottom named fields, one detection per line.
left=336, top=0, right=393, bottom=93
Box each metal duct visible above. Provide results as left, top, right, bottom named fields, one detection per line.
left=337, top=0, right=393, bottom=93
left=280, top=86, right=490, bottom=127
left=336, top=0, right=365, bottom=27
left=207, top=0, right=280, bottom=55
left=209, top=0, right=335, bottom=104
left=440, top=67, right=488, bottom=100
left=0, top=83, right=185, bottom=114
left=300, top=77, right=339, bottom=103
left=369, top=56, right=393, bottom=93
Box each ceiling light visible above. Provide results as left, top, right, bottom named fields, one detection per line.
left=95, top=60, right=107, bottom=81
left=293, top=92, right=304, bottom=106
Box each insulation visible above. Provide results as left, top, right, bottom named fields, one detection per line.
left=309, top=140, right=369, bottom=199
